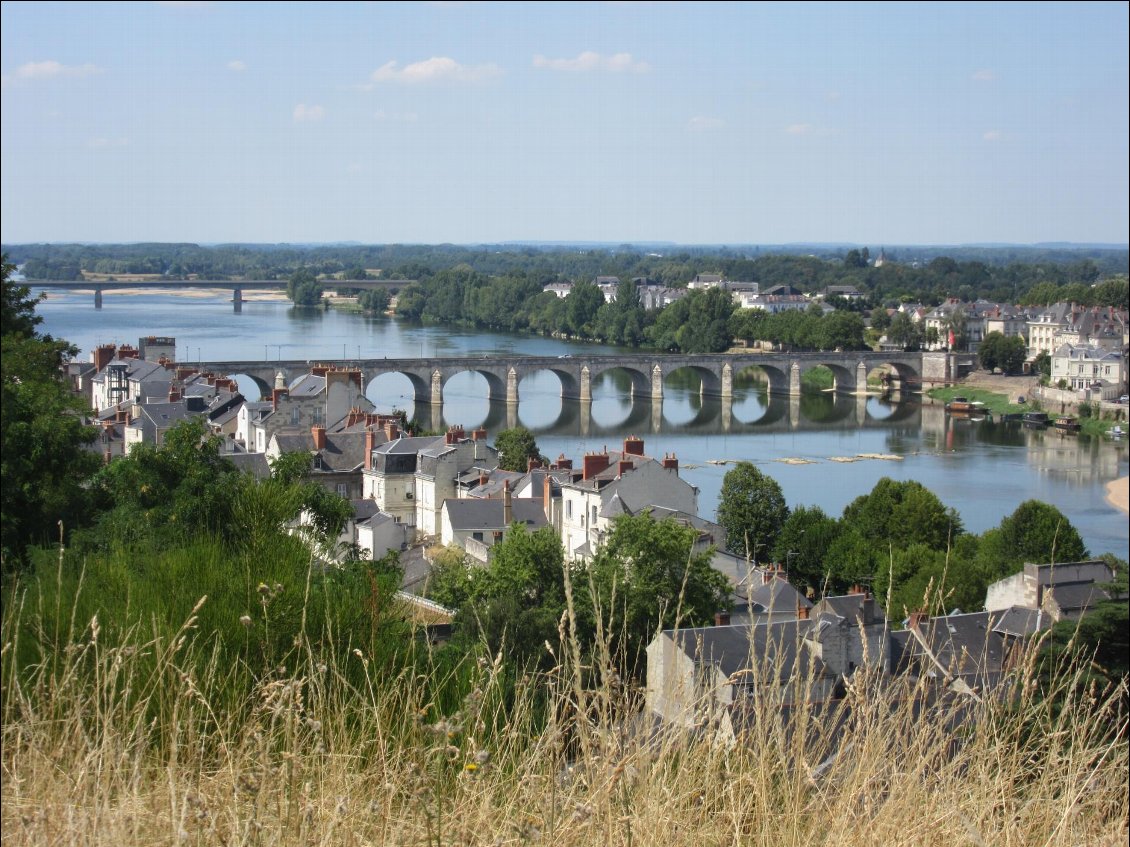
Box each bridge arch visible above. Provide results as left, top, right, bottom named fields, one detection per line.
left=586, top=362, right=652, bottom=399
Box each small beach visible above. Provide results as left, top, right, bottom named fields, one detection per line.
left=1105, top=476, right=1129, bottom=515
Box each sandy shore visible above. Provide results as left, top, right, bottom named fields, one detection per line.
left=1105, top=477, right=1129, bottom=515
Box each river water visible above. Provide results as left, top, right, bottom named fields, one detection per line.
left=37, top=291, right=1130, bottom=559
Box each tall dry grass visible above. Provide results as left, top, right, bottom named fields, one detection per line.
left=2, top=574, right=1127, bottom=847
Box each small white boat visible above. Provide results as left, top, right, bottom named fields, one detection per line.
left=1107, top=425, right=1124, bottom=439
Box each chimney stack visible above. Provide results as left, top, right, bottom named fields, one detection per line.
left=908, top=609, right=928, bottom=631
left=503, top=479, right=512, bottom=526
left=271, top=387, right=288, bottom=411
left=528, top=457, right=542, bottom=472
left=582, top=450, right=611, bottom=480
left=543, top=474, right=553, bottom=522
left=662, top=453, right=679, bottom=473
left=796, top=604, right=810, bottom=620
left=92, top=344, right=116, bottom=373
left=384, top=420, right=399, bottom=441
left=622, top=435, right=645, bottom=456
left=714, top=611, right=731, bottom=627
left=364, top=426, right=376, bottom=471
left=312, top=425, right=326, bottom=451
left=617, top=459, right=634, bottom=476
left=554, top=454, right=573, bottom=470
left=472, top=427, right=487, bottom=442
left=168, top=384, right=182, bottom=403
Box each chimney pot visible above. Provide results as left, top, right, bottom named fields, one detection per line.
left=797, top=604, right=810, bottom=620
left=714, top=611, right=731, bottom=627
left=312, top=425, right=326, bottom=451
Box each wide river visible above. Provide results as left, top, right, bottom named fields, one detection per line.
left=38, top=290, right=1130, bottom=560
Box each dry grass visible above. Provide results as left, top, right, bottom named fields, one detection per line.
left=2, top=591, right=1127, bottom=847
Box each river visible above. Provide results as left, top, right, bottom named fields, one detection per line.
left=37, top=290, right=1130, bottom=559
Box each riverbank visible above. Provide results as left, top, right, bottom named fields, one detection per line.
left=1105, top=476, right=1129, bottom=515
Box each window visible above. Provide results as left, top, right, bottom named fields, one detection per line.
left=291, top=407, right=300, bottom=425
left=591, top=505, right=598, bottom=524
left=336, top=483, right=348, bottom=497
left=472, top=531, right=484, bottom=542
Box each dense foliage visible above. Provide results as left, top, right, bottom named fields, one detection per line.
left=493, top=426, right=544, bottom=472
left=715, top=462, right=791, bottom=559
left=1, top=255, right=99, bottom=568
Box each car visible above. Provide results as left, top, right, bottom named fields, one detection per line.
left=1120, top=395, right=1129, bottom=404
left=1017, top=395, right=1026, bottom=404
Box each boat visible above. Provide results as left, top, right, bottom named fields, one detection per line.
left=945, top=397, right=989, bottom=416
left=1053, top=416, right=1081, bottom=433
left=1000, top=412, right=1025, bottom=422
left=1106, top=425, right=1124, bottom=439
left=1022, top=412, right=1049, bottom=428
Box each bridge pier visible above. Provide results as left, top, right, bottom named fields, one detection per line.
left=855, top=361, right=869, bottom=395
left=430, top=370, right=443, bottom=407
left=651, top=364, right=664, bottom=403
left=233, top=287, right=243, bottom=313
left=856, top=390, right=869, bottom=425
left=94, top=288, right=103, bottom=309
left=721, top=394, right=732, bottom=432
left=507, top=367, right=519, bottom=405
left=579, top=366, right=591, bottom=403
left=789, top=361, right=802, bottom=396
left=721, top=362, right=733, bottom=400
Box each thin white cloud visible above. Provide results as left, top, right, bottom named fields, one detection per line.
left=370, top=57, right=501, bottom=84
left=374, top=109, right=419, bottom=123
left=687, top=115, right=724, bottom=132
left=983, top=130, right=1002, bottom=142
left=227, top=60, right=247, bottom=72
left=293, top=104, right=325, bottom=122
left=87, top=137, right=129, bottom=149
left=785, top=123, right=813, bottom=135
left=971, top=69, right=995, bottom=82
left=533, top=51, right=650, bottom=73
left=12, top=60, right=103, bottom=81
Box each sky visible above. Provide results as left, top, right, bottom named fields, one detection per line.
left=1, top=1, right=1127, bottom=246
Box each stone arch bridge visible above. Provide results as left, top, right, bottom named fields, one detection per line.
left=204, top=351, right=940, bottom=406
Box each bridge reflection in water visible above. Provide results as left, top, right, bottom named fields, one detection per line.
left=409, top=384, right=922, bottom=438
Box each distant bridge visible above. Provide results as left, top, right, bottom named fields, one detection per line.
left=29, top=279, right=414, bottom=310
left=201, top=351, right=940, bottom=404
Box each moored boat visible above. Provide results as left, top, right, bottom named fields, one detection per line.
left=1022, top=411, right=1049, bottom=428
left=1053, top=416, right=1081, bottom=433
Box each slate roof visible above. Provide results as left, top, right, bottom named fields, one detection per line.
left=350, top=499, right=380, bottom=522
left=813, top=593, right=885, bottom=625
left=991, top=606, right=1048, bottom=638
left=226, top=452, right=271, bottom=479
left=273, top=430, right=368, bottom=473
left=1046, top=582, right=1110, bottom=615
left=908, top=611, right=1008, bottom=685
left=666, top=619, right=831, bottom=683
left=746, top=577, right=812, bottom=614
left=287, top=373, right=327, bottom=397
left=374, top=435, right=446, bottom=455
left=443, top=499, right=548, bottom=532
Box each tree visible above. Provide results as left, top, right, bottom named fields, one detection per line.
left=887, top=311, right=921, bottom=350
left=987, top=500, right=1088, bottom=573
left=716, top=462, right=790, bottom=559
left=771, top=505, right=841, bottom=593
left=2, top=255, right=100, bottom=568
left=577, top=512, right=731, bottom=677
left=841, top=477, right=962, bottom=553
left=494, top=426, right=544, bottom=472
left=287, top=267, right=322, bottom=306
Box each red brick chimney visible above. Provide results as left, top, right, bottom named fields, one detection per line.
left=479, top=470, right=490, bottom=487
left=554, top=454, right=573, bottom=470
left=662, top=453, right=679, bottom=472
left=908, top=609, right=929, bottom=631
left=849, top=584, right=864, bottom=595
left=117, top=344, right=139, bottom=360
left=796, top=604, right=810, bottom=620
left=271, top=387, right=288, bottom=411
left=364, top=426, right=376, bottom=471
left=582, top=451, right=611, bottom=480
left=312, top=425, right=326, bottom=451
left=168, top=384, right=182, bottom=403
left=472, top=427, right=487, bottom=441
left=311, top=364, right=330, bottom=377
left=92, top=344, right=116, bottom=373
left=445, top=425, right=465, bottom=445
left=528, top=457, right=542, bottom=471
left=714, top=611, right=731, bottom=627
left=623, top=435, right=645, bottom=456
left=617, top=459, right=634, bottom=476
left=384, top=420, right=399, bottom=441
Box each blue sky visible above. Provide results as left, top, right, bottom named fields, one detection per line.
left=2, top=1, right=1127, bottom=245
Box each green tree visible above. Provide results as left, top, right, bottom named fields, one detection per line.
left=494, top=426, right=544, bottom=472
left=577, top=512, right=731, bottom=677
left=566, top=279, right=605, bottom=336
left=1, top=256, right=100, bottom=567
left=986, top=500, right=1088, bottom=573
left=716, top=462, right=790, bottom=559
left=287, top=267, right=322, bottom=306
left=358, top=289, right=391, bottom=313
left=458, top=525, right=567, bottom=669
left=771, top=505, right=841, bottom=593
left=841, top=477, right=963, bottom=553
